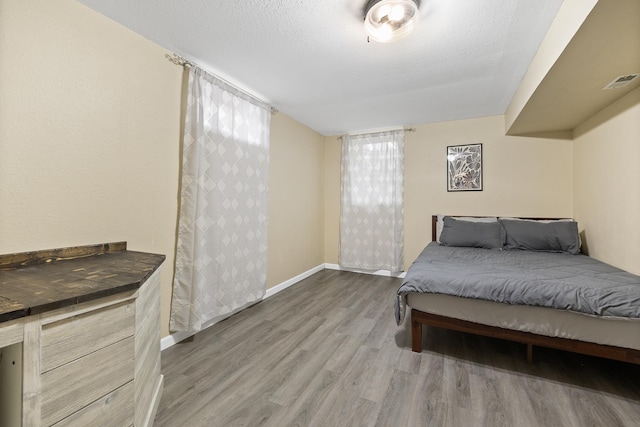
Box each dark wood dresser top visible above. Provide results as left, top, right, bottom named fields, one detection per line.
left=0, top=242, right=165, bottom=323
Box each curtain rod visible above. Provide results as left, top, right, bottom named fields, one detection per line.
left=165, top=53, right=278, bottom=115
left=337, top=127, right=415, bottom=140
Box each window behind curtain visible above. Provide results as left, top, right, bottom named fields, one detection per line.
left=170, top=66, right=270, bottom=333
left=340, top=130, right=404, bottom=272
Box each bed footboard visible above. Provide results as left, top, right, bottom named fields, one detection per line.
left=410, top=309, right=640, bottom=365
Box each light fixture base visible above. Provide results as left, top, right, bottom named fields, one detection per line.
left=364, top=0, right=419, bottom=43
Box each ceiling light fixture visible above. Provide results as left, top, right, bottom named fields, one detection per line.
left=364, top=0, right=419, bottom=43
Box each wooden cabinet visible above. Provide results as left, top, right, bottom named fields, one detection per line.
left=0, top=244, right=164, bottom=427
left=38, top=301, right=136, bottom=426
left=134, top=270, right=163, bottom=427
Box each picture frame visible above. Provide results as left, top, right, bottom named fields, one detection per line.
left=447, top=143, right=483, bottom=191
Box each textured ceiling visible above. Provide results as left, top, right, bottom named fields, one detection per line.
left=77, top=0, right=563, bottom=136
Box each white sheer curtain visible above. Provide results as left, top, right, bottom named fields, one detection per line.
left=170, top=66, right=270, bottom=333
left=340, top=130, right=404, bottom=272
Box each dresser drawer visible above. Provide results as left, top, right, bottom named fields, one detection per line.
left=50, top=381, right=134, bottom=427
left=41, top=336, right=135, bottom=426
left=41, top=300, right=135, bottom=372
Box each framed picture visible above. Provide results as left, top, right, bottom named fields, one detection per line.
left=447, top=143, right=483, bottom=191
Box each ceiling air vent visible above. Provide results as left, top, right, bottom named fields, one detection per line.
left=603, top=73, right=639, bottom=90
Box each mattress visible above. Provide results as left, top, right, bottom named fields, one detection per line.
left=407, top=292, right=640, bottom=351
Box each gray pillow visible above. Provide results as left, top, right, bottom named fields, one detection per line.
left=439, top=216, right=504, bottom=249
left=500, top=219, right=580, bottom=254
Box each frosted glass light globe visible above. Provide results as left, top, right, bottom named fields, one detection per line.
left=364, top=0, right=419, bottom=43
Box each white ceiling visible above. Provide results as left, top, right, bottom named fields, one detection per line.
left=77, top=0, right=563, bottom=136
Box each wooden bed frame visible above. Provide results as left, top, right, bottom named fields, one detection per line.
left=409, top=215, right=640, bottom=365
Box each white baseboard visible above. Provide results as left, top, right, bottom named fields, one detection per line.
left=264, top=264, right=325, bottom=298
left=161, top=330, right=195, bottom=351
left=324, top=263, right=406, bottom=278
left=161, top=298, right=260, bottom=351
left=161, top=263, right=325, bottom=351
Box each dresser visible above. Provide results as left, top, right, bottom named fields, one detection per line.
left=0, top=243, right=165, bottom=427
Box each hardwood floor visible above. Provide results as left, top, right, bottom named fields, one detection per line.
left=155, top=269, right=640, bottom=426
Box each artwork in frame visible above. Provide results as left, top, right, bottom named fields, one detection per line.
left=447, top=143, right=483, bottom=191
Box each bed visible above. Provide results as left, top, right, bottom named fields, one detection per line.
left=396, top=215, right=640, bottom=364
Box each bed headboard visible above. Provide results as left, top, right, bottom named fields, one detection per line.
left=431, top=216, right=438, bottom=242
left=431, top=215, right=569, bottom=242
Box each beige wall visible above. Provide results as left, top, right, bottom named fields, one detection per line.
left=0, top=0, right=182, bottom=337
left=0, top=0, right=327, bottom=339
left=324, top=115, right=574, bottom=270
left=323, top=136, right=342, bottom=265
left=268, top=113, right=325, bottom=287
left=505, top=0, right=597, bottom=132
left=573, top=88, right=640, bottom=275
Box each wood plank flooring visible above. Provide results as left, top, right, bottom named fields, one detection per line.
left=155, top=269, right=640, bottom=426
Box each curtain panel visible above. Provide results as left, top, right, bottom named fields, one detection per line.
left=340, top=130, right=404, bottom=272
left=170, top=66, right=270, bottom=333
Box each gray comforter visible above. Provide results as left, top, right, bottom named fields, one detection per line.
left=395, top=242, right=640, bottom=324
